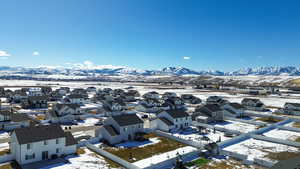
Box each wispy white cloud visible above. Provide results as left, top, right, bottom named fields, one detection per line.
left=0, top=50, right=11, bottom=60
left=33, top=51, right=40, bottom=56
left=183, top=56, right=191, bottom=60
left=0, top=50, right=10, bottom=57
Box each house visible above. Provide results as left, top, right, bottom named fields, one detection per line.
left=28, top=88, right=43, bottom=96
left=0, top=111, right=32, bottom=130
left=47, top=103, right=82, bottom=123
left=102, top=88, right=114, bottom=95
left=95, top=114, right=144, bottom=145
left=10, top=125, right=77, bottom=165
left=142, top=91, right=160, bottom=100
left=181, top=94, right=202, bottom=104
left=102, top=99, right=126, bottom=113
left=162, top=92, right=177, bottom=99
left=163, top=97, right=185, bottom=110
left=57, top=87, right=70, bottom=95
left=49, top=91, right=63, bottom=102
left=87, top=87, right=97, bottom=93
left=122, top=90, right=140, bottom=102
left=136, top=98, right=167, bottom=113
left=222, top=103, right=245, bottom=118
left=153, top=109, right=192, bottom=132
left=241, top=98, right=266, bottom=111
left=283, top=102, right=300, bottom=115
left=127, top=90, right=140, bottom=97
left=193, top=104, right=224, bottom=123
left=71, top=88, right=87, bottom=95
left=64, top=94, right=88, bottom=105
left=206, top=96, right=228, bottom=106
left=41, top=87, right=52, bottom=95
left=10, top=90, right=28, bottom=103
left=113, top=89, right=126, bottom=97
left=21, top=96, right=48, bottom=109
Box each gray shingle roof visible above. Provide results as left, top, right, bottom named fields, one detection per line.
left=286, top=102, right=300, bottom=107
left=14, top=125, right=72, bottom=145
left=65, top=131, right=77, bottom=146
left=112, top=114, right=143, bottom=126
left=103, top=125, right=119, bottom=136
left=159, top=117, right=174, bottom=126
left=164, top=109, right=189, bottom=119
left=228, top=103, right=244, bottom=109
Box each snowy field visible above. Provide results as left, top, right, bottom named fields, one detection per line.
left=223, top=138, right=299, bottom=162
left=77, top=118, right=100, bottom=127
left=173, top=128, right=232, bottom=143
left=215, top=120, right=258, bottom=133
left=40, top=149, right=109, bottom=169
left=0, top=132, right=9, bottom=140
left=263, top=129, right=300, bottom=141
left=133, top=146, right=197, bottom=168
left=0, top=143, right=9, bottom=151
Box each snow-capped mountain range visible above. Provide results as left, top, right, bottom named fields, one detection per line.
left=0, top=65, right=300, bottom=76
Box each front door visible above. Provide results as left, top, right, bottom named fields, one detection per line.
left=42, top=151, right=48, bottom=160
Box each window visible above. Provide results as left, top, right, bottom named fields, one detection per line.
left=27, top=144, right=31, bottom=150
left=56, top=138, right=59, bottom=144
left=25, top=153, right=35, bottom=160
left=56, top=148, right=60, bottom=153
left=44, top=140, right=48, bottom=145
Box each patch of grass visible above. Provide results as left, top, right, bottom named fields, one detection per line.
left=288, top=78, right=300, bottom=87
left=185, top=158, right=210, bottom=167
left=104, top=133, right=187, bottom=163
left=256, top=117, right=281, bottom=123
left=0, top=149, right=10, bottom=156
left=0, top=164, right=13, bottom=169
left=264, top=151, right=300, bottom=161
left=90, top=153, right=121, bottom=168
left=76, top=148, right=86, bottom=155
left=293, top=122, right=300, bottom=128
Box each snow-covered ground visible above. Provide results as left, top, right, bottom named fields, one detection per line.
left=215, top=120, right=258, bottom=133
left=133, top=146, right=197, bottom=168
left=0, top=132, right=9, bottom=140
left=40, top=149, right=109, bottom=169
left=223, top=138, right=299, bottom=162
left=173, top=128, right=231, bottom=143
left=263, top=129, right=300, bottom=141
left=77, top=118, right=100, bottom=127
left=0, top=143, right=9, bottom=151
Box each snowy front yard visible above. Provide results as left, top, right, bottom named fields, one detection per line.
left=215, top=120, right=258, bottom=133
left=173, top=128, right=232, bottom=143
left=263, top=129, right=300, bottom=141
left=223, top=138, right=299, bottom=162
left=40, top=149, right=110, bottom=169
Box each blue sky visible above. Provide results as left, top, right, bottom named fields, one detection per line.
left=0, top=0, right=300, bottom=71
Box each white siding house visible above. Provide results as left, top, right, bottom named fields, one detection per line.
left=10, top=125, right=77, bottom=165
left=95, top=114, right=144, bottom=145
left=283, top=102, right=300, bottom=115
left=153, top=110, right=192, bottom=132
